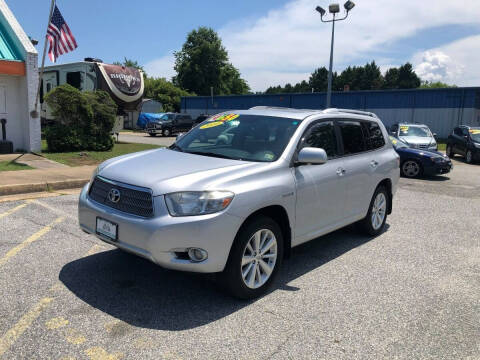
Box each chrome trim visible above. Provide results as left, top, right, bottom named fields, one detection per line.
left=97, top=175, right=153, bottom=195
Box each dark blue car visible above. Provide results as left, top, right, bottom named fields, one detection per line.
left=389, top=136, right=453, bottom=178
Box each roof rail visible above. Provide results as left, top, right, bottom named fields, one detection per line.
left=323, top=108, right=379, bottom=119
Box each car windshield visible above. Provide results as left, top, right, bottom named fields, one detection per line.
left=389, top=136, right=409, bottom=149
left=399, top=125, right=431, bottom=137
left=469, top=128, right=480, bottom=142
left=174, top=114, right=301, bottom=162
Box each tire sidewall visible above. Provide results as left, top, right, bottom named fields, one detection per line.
left=363, top=186, right=388, bottom=236
left=446, top=145, right=453, bottom=158
left=401, top=160, right=421, bottom=178
left=466, top=150, right=473, bottom=164
left=163, top=128, right=171, bottom=137
left=222, top=216, right=284, bottom=299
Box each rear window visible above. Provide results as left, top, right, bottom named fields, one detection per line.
left=339, top=121, right=366, bottom=155
left=362, top=121, right=385, bottom=150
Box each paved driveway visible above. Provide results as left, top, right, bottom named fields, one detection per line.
left=118, top=132, right=175, bottom=147
left=0, top=158, right=479, bottom=359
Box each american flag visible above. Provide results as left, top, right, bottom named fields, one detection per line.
left=46, top=5, right=77, bottom=63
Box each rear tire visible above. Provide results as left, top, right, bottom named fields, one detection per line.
left=360, top=186, right=388, bottom=236
left=220, top=216, right=284, bottom=299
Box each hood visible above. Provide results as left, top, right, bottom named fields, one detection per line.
left=399, top=136, right=435, bottom=146
left=397, top=147, right=446, bottom=158
left=98, top=148, right=263, bottom=196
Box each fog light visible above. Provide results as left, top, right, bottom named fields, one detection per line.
left=188, top=248, right=208, bottom=262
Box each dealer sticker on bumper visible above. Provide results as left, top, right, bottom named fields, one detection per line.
left=96, top=217, right=117, bottom=240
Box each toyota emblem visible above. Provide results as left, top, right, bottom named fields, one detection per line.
left=108, top=188, right=121, bottom=203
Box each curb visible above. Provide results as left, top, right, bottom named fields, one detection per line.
left=0, top=179, right=89, bottom=196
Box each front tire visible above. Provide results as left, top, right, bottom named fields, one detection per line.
left=446, top=144, right=454, bottom=158
left=220, top=216, right=284, bottom=299
left=148, top=133, right=157, bottom=137
left=162, top=128, right=171, bottom=137
left=401, top=160, right=422, bottom=178
left=466, top=150, right=473, bottom=164
left=360, top=186, right=388, bottom=236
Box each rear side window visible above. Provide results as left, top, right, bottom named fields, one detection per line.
left=453, top=127, right=462, bottom=136
left=302, top=121, right=338, bottom=158
left=339, top=121, right=366, bottom=155
left=362, top=121, right=385, bottom=150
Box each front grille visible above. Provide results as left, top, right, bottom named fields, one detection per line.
left=418, top=144, right=428, bottom=149
left=88, top=177, right=154, bottom=217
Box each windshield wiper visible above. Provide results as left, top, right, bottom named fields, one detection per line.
left=185, top=151, right=237, bottom=160
left=169, top=144, right=183, bottom=152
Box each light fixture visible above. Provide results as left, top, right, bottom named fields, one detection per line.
left=344, top=1, right=355, bottom=11
left=315, top=6, right=326, bottom=16
left=329, top=3, right=340, bottom=13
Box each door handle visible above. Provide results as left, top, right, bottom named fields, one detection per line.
left=370, top=160, right=379, bottom=168
left=336, top=167, right=346, bottom=176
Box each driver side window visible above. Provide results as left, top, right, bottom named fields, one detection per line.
left=301, top=121, right=338, bottom=158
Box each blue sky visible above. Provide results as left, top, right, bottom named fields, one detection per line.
left=8, top=0, right=480, bottom=91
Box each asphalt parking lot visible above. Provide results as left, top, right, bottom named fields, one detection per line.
left=0, top=157, right=479, bottom=359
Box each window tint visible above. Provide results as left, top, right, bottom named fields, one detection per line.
left=66, top=72, right=82, bottom=90
left=453, top=127, right=462, bottom=136
left=362, top=121, right=385, bottom=150
left=303, top=121, right=338, bottom=158
left=339, top=121, right=366, bottom=155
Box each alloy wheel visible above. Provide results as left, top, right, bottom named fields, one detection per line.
left=241, top=229, right=277, bottom=289
left=371, top=192, right=387, bottom=230
left=402, top=160, right=420, bottom=177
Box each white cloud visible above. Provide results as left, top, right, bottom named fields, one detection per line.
left=145, top=0, right=480, bottom=91
left=144, top=54, right=175, bottom=80
left=413, top=35, right=480, bottom=86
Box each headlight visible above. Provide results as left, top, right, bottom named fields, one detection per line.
left=165, top=191, right=234, bottom=216
left=428, top=143, right=437, bottom=149
left=474, top=143, right=480, bottom=149
left=431, top=157, right=443, bottom=163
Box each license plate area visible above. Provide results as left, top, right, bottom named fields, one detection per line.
left=96, top=217, right=118, bottom=241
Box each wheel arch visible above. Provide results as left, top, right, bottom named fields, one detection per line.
left=235, top=205, right=292, bottom=259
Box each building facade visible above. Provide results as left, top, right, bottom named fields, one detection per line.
left=181, top=87, right=480, bottom=138
left=0, top=0, right=39, bottom=152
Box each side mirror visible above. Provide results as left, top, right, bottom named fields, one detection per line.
left=432, top=132, right=437, bottom=138
left=176, top=133, right=184, bottom=140
left=296, top=147, right=328, bottom=165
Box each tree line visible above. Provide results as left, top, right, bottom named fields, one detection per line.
left=117, top=27, right=455, bottom=111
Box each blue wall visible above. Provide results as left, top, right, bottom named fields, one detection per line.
left=182, top=87, right=480, bottom=114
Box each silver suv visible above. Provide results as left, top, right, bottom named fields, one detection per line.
left=79, top=107, right=400, bottom=299
left=389, top=123, right=437, bottom=151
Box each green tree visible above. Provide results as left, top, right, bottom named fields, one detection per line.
left=44, top=84, right=117, bottom=152
left=309, top=67, right=329, bottom=92
left=420, top=81, right=457, bottom=89
left=397, top=63, right=421, bottom=89
left=174, top=27, right=249, bottom=95
left=144, top=77, right=193, bottom=112
left=383, top=68, right=399, bottom=89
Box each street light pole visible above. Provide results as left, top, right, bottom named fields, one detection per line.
left=316, top=1, right=355, bottom=108
left=326, top=13, right=335, bottom=109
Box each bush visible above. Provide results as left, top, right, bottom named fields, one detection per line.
left=44, top=84, right=117, bottom=152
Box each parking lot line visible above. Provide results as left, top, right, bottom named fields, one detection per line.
left=0, top=244, right=104, bottom=358
left=30, top=199, right=77, bottom=220
left=0, top=202, right=29, bottom=220
left=0, top=297, right=54, bottom=357
left=0, top=216, right=65, bottom=268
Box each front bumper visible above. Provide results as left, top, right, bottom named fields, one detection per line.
left=423, top=161, right=452, bottom=175
left=146, top=128, right=162, bottom=134
left=78, top=184, right=243, bottom=273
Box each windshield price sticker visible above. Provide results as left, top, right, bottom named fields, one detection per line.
left=399, top=125, right=409, bottom=132
left=200, top=113, right=240, bottom=129
left=469, top=129, right=480, bottom=134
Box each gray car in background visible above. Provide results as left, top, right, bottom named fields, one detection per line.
left=390, top=123, right=438, bottom=151
left=79, top=107, right=400, bottom=299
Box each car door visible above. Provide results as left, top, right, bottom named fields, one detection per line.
left=451, top=127, right=461, bottom=153
left=460, top=127, right=470, bottom=155
left=337, top=120, right=375, bottom=220
left=293, top=120, right=347, bottom=244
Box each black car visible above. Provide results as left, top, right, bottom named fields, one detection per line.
left=446, top=126, right=480, bottom=164
left=390, top=136, right=452, bottom=178
left=145, top=113, right=194, bottom=137
left=194, top=114, right=210, bottom=125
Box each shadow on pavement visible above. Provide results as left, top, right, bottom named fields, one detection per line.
left=59, top=224, right=385, bottom=331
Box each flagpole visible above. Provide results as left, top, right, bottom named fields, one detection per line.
left=31, top=0, right=56, bottom=118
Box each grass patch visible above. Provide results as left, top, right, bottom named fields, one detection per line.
left=437, top=142, right=446, bottom=151
left=41, top=140, right=162, bottom=166
left=0, top=161, right=34, bottom=171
